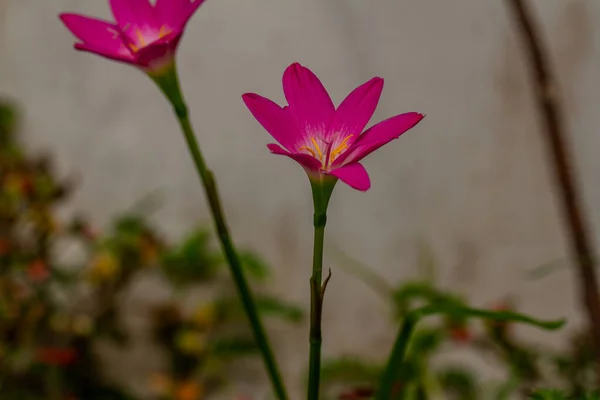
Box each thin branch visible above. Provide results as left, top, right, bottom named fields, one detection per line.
left=504, top=0, right=600, bottom=381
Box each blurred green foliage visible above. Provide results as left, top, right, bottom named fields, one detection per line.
left=0, top=99, right=303, bottom=400
left=323, top=246, right=595, bottom=400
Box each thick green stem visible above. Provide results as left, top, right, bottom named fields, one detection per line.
left=307, top=179, right=336, bottom=400
left=151, top=65, right=288, bottom=400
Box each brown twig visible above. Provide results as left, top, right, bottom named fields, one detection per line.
left=505, top=0, right=600, bottom=381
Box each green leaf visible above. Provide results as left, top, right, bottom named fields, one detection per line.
left=393, top=281, right=440, bottom=305
left=331, top=246, right=394, bottom=303
left=392, top=282, right=467, bottom=322
left=376, top=305, right=564, bottom=400
left=406, top=328, right=445, bottom=357
left=255, top=295, right=304, bottom=322
left=494, top=374, right=521, bottom=400
left=0, top=100, right=17, bottom=140
left=438, top=367, right=478, bottom=400
left=320, top=356, right=382, bottom=386
left=410, top=304, right=565, bottom=331
left=238, top=250, right=271, bottom=280
left=526, top=259, right=569, bottom=281
left=112, top=213, right=151, bottom=237
left=209, top=337, right=258, bottom=358
left=127, top=189, right=165, bottom=216
left=527, top=389, right=568, bottom=400
left=161, top=228, right=222, bottom=285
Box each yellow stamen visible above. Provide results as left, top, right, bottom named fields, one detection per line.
left=310, top=137, right=323, bottom=160
left=158, top=25, right=171, bottom=39
left=136, top=28, right=147, bottom=47
left=127, top=26, right=171, bottom=53
left=299, top=146, right=316, bottom=158
left=330, top=135, right=353, bottom=163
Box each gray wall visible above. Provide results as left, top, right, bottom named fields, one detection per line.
left=2, top=0, right=599, bottom=397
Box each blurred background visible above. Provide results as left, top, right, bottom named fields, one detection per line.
left=1, top=0, right=600, bottom=399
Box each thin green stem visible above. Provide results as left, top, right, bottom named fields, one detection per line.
left=151, top=65, right=288, bottom=400
left=46, top=366, right=62, bottom=400
left=376, top=314, right=416, bottom=400
left=307, top=179, right=336, bottom=400
left=308, top=218, right=325, bottom=400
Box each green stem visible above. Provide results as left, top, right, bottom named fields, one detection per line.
left=376, top=314, right=417, bottom=400
left=46, top=366, right=62, bottom=400
left=151, top=65, right=288, bottom=400
left=307, top=179, right=336, bottom=400
left=308, top=218, right=325, bottom=400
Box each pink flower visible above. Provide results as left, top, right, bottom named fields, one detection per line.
left=242, top=63, right=424, bottom=191
left=59, top=0, right=205, bottom=73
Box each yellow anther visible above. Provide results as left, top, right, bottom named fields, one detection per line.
left=136, top=28, right=147, bottom=47
left=127, top=26, right=171, bottom=53
left=310, top=137, right=323, bottom=160
left=158, top=25, right=171, bottom=39
left=330, top=135, right=353, bottom=163
left=299, top=146, right=316, bottom=158
left=299, top=137, right=324, bottom=162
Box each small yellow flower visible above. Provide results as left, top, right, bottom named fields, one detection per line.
left=175, top=329, right=207, bottom=356
left=88, top=252, right=120, bottom=283
left=72, top=315, right=94, bottom=336
left=41, top=211, right=59, bottom=233
left=192, top=304, right=216, bottom=329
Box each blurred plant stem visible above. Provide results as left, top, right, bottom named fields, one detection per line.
left=504, top=0, right=600, bottom=383
left=376, top=312, right=416, bottom=400
left=308, top=179, right=336, bottom=400
left=333, top=246, right=395, bottom=304
left=150, top=64, right=288, bottom=400
left=46, top=367, right=62, bottom=400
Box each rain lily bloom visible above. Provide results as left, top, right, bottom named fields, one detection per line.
left=59, top=0, right=205, bottom=73
left=242, top=63, right=424, bottom=191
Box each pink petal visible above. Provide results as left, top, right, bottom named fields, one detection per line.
left=329, top=163, right=371, bottom=191
left=327, top=77, right=383, bottom=144
left=282, top=63, right=334, bottom=138
left=155, top=0, right=187, bottom=26
left=242, top=93, right=302, bottom=151
left=74, top=42, right=135, bottom=64
left=60, top=14, right=129, bottom=55
left=335, top=112, right=424, bottom=165
left=109, top=0, right=156, bottom=28
left=155, top=0, right=205, bottom=29
left=181, top=0, right=207, bottom=26
left=267, top=144, right=322, bottom=172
